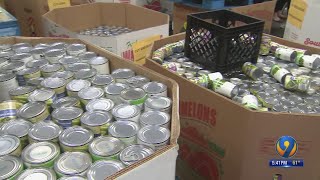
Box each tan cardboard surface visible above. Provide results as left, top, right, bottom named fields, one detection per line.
left=146, top=33, right=320, bottom=180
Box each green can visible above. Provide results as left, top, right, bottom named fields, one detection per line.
left=242, top=62, right=264, bottom=80
left=0, top=155, right=24, bottom=180
left=9, top=86, right=36, bottom=104
left=1, top=119, right=32, bottom=148
left=89, top=136, right=124, bottom=162
left=59, top=126, right=94, bottom=152
left=0, top=134, right=22, bottom=157
left=270, top=64, right=291, bottom=83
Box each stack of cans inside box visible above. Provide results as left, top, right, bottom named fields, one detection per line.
left=152, top=35, right=320, bottom=114
left=0, top=42, right=172, bottom=180
left=78, top=26, right=134, bottom=37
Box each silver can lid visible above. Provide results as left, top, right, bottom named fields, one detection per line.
left=27, top=77, right=44, bottom=87
left=86, top=98, right=114, bottom=112
left=0, top=44, right=12, bottom=51
left=51, top=71, right=74, bottom=80
left=1, top=119, right=32, bottom=138
left=35, top=43, right=49, bottom=48
left=18, top=102, right=47, bottom=119
left=52, top=107, right=83, bottom=121
left=58, top=176, right=86, bottom=180
left=1, top=61, right=24, bottom=71
left=112, top=104, right=140, bottom=119
left=75, top=69, right=97, bottom=80
left=87, top=160, right=124, bottom=180
left=41, top=77, right=66, bottom=89
left=138, top=125, right=170, bottom=144
left=50, top=42, right=68, bottom=50
left=67, top=44, right=86, bottom=54
left=54, top=152, right=92, bottom=175
left=59, top=56, right=80, bottom=65
left=9, top=86, right=36, bottom=96
left=142, top=82, right=167, bottom=95
left=91, top=74, right=114, bottom=86
left=120, top=88, right=146, bottom=101
left=28, top=88, right=55, bottom=102
left=81, top=111, right=112, bottom=126
left=108, top=121, right=139, bottom=138
left=145, top=96, right=172, bottom=110
left=0, top=155, right=23, bottom=179
left=0, top=134, right=20, bottom=156
left=119, top=144, right=154, bottom=166
left=30, top=47, right=47, bottom=56
left=22, top=141, right=60, bottom=164
left=52, top=96, right=79, bottom=109
left=0, top=73, right=15, bottom=82
left=11, top=53, right=32, bottom=61
left=26, top=59, right=49, bottom=68
left=79, top=52, right=97, bottom=61
left=45, top=48, right=65, bottom=57
left=28, top=121, right=62, bottom=141
left=105, top=83, right=128, bottom=95
left=16, top=67, right=39, bottom=76
left=140, top=111, right=170, bottom=126
left=59, top=126, right=94, bottom=147
left=66, top=79, right=91, bottom=92
left=0, top=51, right=12, bottom=58
left=40, top=64, right=63, bottom=73
left=66, top=63, right=91, bottom=72
left=126, top=75, right=150, bottom=88
left=12, top=43, right=32, bottom=50
left=89, top=56, right=108, bottom=65
left=89, top=136, right=124, bottom=157
left=17, top=168, right=56, bottom=180
left=78, top=87, right=104, bottom=100
left=111, top=69, right=135, bottom=79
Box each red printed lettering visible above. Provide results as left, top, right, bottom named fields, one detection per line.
left=304, top=38, right=320, bottom=47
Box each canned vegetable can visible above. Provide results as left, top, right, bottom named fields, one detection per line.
left=51, top=96, right=81, bottom=109
left=9, top=86, right=36, bottom=104
left=87, top=160, right=124, bottom=180
left=104, top=83, right=129, bottom=105
left=91, top=74, right=114, bottom=88
left=16, top=67, right=41, bottom=86
left=66, top=79, right=91, bottom=97
left=89, top=57, right=110, bottom=75
left=0, top=134, right=22, bottom=157
left=52, top=107, right=83, bottom=129
left=81, top=111, right=113, bottom=137
left=119, top=144, right=154, bottom=166
left=89, top=136, right=124, bottom=161
left=86, top=98, right=114, bottom=112
left=0, top=100, right=23, bottom=123
left=108, top=121, right=139, bottom=146
left=28, top=88, right=56, bottom=107
left=140, top=111, right=171, bottom=128
left=17, top=168, right=56, bottom=180
left=0, top=73, right=19, bottom=101
left=137, top=125, right=170, bottom=150
left=28, top=121, right=62, bottom=143
left=126, top=75, right=150, bottom=88
left=0, top=155, right=23, bottom=180
left=144, top=96, right=172, bottom=113
left=142, top=81, right=168, bottom=97
left=41, top=77, right=67, bottom=99
left=120, top=88, right=147, bottom=109
left=59, top=126, right=94, bottom=152
left=112, top=104, right=141, bottom=123
left=17, top=102, right=50, bottom=123
left=78, top=87, right=104, bottom=105
left=1, top=119, right=32, bottom=148
left=111, top=69, right=135, bottom=83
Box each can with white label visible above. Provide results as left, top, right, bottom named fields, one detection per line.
left=89, top=57, right=110, bottom=74
left=108, top=121, right=139, bottom=146
left=28, top=88, right=56, bottom=107
left=270, top=64, right=292, bottom=83
left=119, top=144, right=154, bottom=166
left=137, top=125, right=170, bottom=150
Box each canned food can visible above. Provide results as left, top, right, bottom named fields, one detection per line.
left=50, top=42, right=68, bottom=50
left=111, top=69, right=135, bottom=83
left=67, top=44, right=86, bottom=56
left=21, top=141, right=60, bottom=168
left=275, top=48, right=297, bottom=62
left=142, top=81, right=168, bottom=97
left=119, top=144, right=154, bottom=166
left=41, top=77, right=67, bottom=99
left=66, top=79, right=91, bottom=97
left=259, top=35, right=271, bottom=56
left=45, top=49, right=66, bottom=64
left=144, top=96, right=172, bottom=113
left=59, top=126, right=94, bottom=152
left=89, top=136, right=125, bottom=161
left=0, top=58, right=8, bottom=68
left=0, top=134, right=21, bottom=157
left=26, top=58, right=49, bottom=68
left=140, top=111, right=170, bottom=128
left=28, top=88, right=56, bottom=107
left=51, top=71, right=74, bottom=84
left=87, top=160, right=124, bottom=180
left=78, top=87, right=104, bottom=105
left=26, top=77, right=44, bottom=88
left=59, top=56, right=80, bottom=68
left=1, top=61, right=25, bottom=73
left=296, top=55, right=320, bottom=69
left=40, top=64, right=64, bottom=78
left=11, top=53, right=33, bottom=63
left=242, top=62, right=264, bottom=80
left=16, top=67, right=41, bottom=86
left=284, top=75, right=310, bottom=92
left=12, top=43, right=32, bottom=51
left=86, top=98, right=114, bottom=112
left=66, top=63, right=91, bottom=72
left=79, top=51, right=97, bottom=63
left=28, top=121, right=62, bottom=143
left=0, top=100, right=23, bottom=123
left=17, top=168, right=56, bottom=180
left=18, top=102, right=50, bottom=123
left=58, top=176, right=87, bottom=180
left=0, top=155, right=23, bottom=180
left=30, top=47, right=47, bottom=59
left=52, top=96, right=81, bottom=109
left=1, top=119, right=32, bottom=148
left=89, top=57, right=110, bottom=74
left=270, top=64, right=292, bottom=83
left=126, top=75, right=150, bottom=88
left=91, top=74, right=114, bottom=88
left=137, top=125, right=170, bottom=150
left=120, top=88, right=147, bottom=109
left=108, top=121, right=139, bottom=146
left=54, top=152, right=92, bottom=178
left=75, top=68, right=97, bottom=80
left=81, top=111, right=113, bottom=137
left=52, top=107, right=83, bottom=129
left=112, top=104, right=141, bottom=123
left=241, top=95, right=259, bottom=110
left=0, top=73, right=19, bottom=101
left=9, top=86, right=36, bottom=104
left=105, top=83, right=129, bottom=105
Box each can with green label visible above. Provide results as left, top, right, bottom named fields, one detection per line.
left=9, top=86, right=36, bottom=104
left=242, top=62, right=264, bottom=80
left=284, top=75, right=311, bottom=92
left=81, top=111, right=113, bottom=137
left=89, top=136, right=124, bottom=161
left=270, top=64, right=292, bottom=84
left=59, top=126, right=94, bottom=152
left=1, top=119, right=32, bottom=148
left=0, top=155, right=24, bottom=180
left=120, top=88, right=147, bottom=109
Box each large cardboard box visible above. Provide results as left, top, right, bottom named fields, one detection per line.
left=0, top=36, right=180, bottom=180
left=284, top=0, right=320, bottom=48
left=173, top=1, right=276, bottom=34
left=145, top=33, right=320, bottom=180
left=42, top=3, right=169, bottom=61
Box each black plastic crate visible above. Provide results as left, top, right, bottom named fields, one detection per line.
left=185, top=9, right=265, bottom=73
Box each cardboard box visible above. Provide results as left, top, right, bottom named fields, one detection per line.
left=43, top=3, right=169, bottom=61
left=0, top=36, right=180, bottom=180
left=145, top=33, right=320, bottom=180
left=284, top=0, right=320, bottom=48
left=173, top=1, right=276, bottom=34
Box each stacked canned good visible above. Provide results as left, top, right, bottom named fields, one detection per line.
left=78, top=26, right=133, bottom=37
left=152, top=35, right=320, bottom=114
left=0, top=42, right=172, bottom=180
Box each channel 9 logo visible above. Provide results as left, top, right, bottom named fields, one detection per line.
left=276, top=136, right=298, bottom=158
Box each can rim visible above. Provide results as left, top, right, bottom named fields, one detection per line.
left=0, top=134, right=20, bottom=156
left=9, top=86, right=36, bottom=96
left=21, top=141, right=60, bottom=164
left=78, top=87, right=104, bottom=100
left=86, top=98, right=115, bottom=112
left=119, top=144, right=154, bottom=166
left=51, top=96, right=79, bottom=109
left=104, top=83, right=128, bottom=95
left=17, top=102, right=47, bottom=119
left=52, top=107, right=83, bottom=121
left=28, top=121, right=62, bottom=141
left=17, top=168, right=56, bottom=180
left=28, top=88, right=55, bottom=102
left=0, top=155, right=23, bottom=179
left=140, top=111, right=170, bottom=126
left=137, top=125, right=170, bottom=144
left=112, top=104, right=140, bottom=119
left=108, top=121, right=139, bottom=138
left=54, top=152, right=92, bottom=175
left=66, top=79, right=91, bottom=92
left=1, top=119, right=33, bottom=138
left=89, top=136, right=124, bottom=157
left=142, top=82, right=167, bottom=94
left=87, top=160, right=124, bottom=179
left=59, top=126, right=94, bottom=147
left=80, top=111, right=112, bottom=126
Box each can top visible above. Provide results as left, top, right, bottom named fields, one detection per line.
left=44, top=48, right=65, bottom=57
left=35, top=43, right=49, bottom=48
left=18, top=102, right=47, bottom=119
left=91, top=74, right=114, bottom=86
left=89, top=136, right=124, bottom=157
left=140, top=111, right=170, bottom=126
left=89, top=56, right=108, bottom=65
left=79, top=51, right=97, bottom=61
left=22, top=141, right=60, bottom=164
left=16, top=67, right=39, bottom=76
left=105, top=83, right=128, bottom=95
left=120, top=88, right=146, bottom=101
left=126, top=75, right=150, bottom=88
left=59, top=126, right=94, bottom=147
left=66, top=79, right=91, bottom=92
left=40, top=64, right=63, bottom=73
left=51, top=96, right=79, bottom=109
left=52, top=107, right=83, bottom=121
left=86, top=98, right=115, bottom=112
left=108, top=121, right=139, bottom=138
left=17, top=168, right=56, bottom=180
left=0, top=73, right=15, bottom=82
left=0, top=155, right=23, bottom=179
left=12, top=43, right=32, bottom=50
left=67, top=44, right=86, bottom=53
left=142, top=81, right=167, bottom=94
left=11, top=53, right=32, bottom=61
left=145, top=96, right=172, bottom=110
left=28, top=121, right=62, bottom=141
left=59, top=56, right=80, bottom=65
left=59, top=176, right=86, bottom=180
left=0, top=134, right=20, bottom=156
left=50, top=42, right=68, bottom=50
left=28, top=88, right=55, bottom=102
left=0, top=44, right=11, bottom=51
left=87, top=160, right=124, bottom=180
left=15, top=47, right=32, bottom=54
left=26, top=59, right=49, bottom=68
left=78, top=87, right=104, bottom=100
left=66, top=63, right=91, bottom=72
left=119, top=144, right=154, bottom=166
left=2, top=61, right=24, bottom=71
left=111, top=68, right=135, bottom=79
left=112, top=104, right=140, bottom=119
left=75, top=68, right=97, bottom=80
left=54, top=152, right=92, bottom=175
left=51, top=71, right=74, bottom=80
left=41, top=77, right=66, bottom=89
left=30, top=47, right=47, bottom=55
left=27, top=77, right=44, bottom=87
left=138, top=125, right=170, bottom=144
left=1, top=119, right=32, bottom=138
left=9, top=86, right=36, bottom=96
left=81, top=111, right=112, bottom=126
left=0, top=51, right=13, bottom=58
